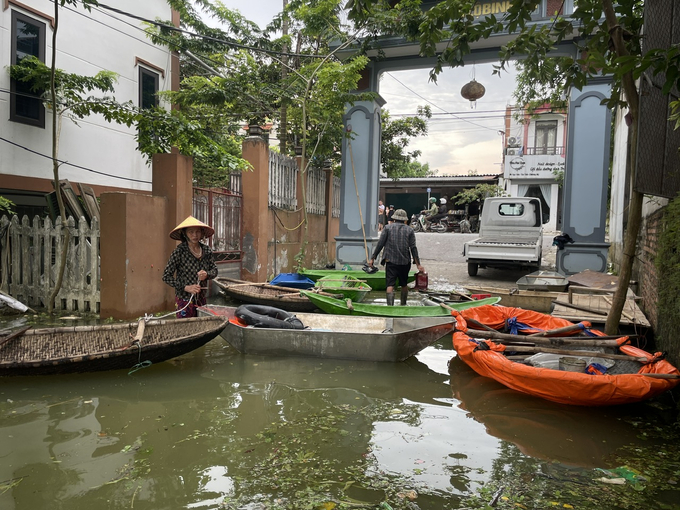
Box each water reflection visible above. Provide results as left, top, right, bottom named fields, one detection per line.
left=0, top=335, right=672, bottom=510
left=449, top=355, right=648, bottom=468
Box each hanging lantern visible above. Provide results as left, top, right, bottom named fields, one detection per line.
left=461, top=79, right=485, bottom=108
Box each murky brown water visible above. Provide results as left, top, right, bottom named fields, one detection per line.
left=1, top=299, right=677, bottom=509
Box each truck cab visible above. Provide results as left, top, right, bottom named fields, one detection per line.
left=463, top=197, right=544, bottom=276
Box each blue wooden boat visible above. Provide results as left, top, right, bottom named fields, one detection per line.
left=269, top=272, right=316, bottom=289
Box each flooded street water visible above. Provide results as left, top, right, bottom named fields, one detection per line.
left=2, top=305, right=679, bottom=509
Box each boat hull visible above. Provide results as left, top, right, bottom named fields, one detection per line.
left=0, top=316, right=228, bottom=376
left=453, top=305, right=680, bottom=406
left=300, top=269, right=415, bottom=291
left=198, top=304, right=455, bottom=361
left=300, top=290, right=501, bottom=317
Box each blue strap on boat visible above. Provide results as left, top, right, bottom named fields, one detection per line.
left=506, top=317, right=533, bottom=335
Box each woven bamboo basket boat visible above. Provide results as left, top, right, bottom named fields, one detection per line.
left=0, top=316, right=228, bottom=376
left=214, top=277, right=339, bottom=312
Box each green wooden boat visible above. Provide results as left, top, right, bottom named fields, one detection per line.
left=299, top=269, right=415, bottom=291
left=313, top=275, right=372, bottom=302
left=299, top=290, right=501, bottom=317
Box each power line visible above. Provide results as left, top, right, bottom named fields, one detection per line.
left=0, top=136, right=151, bottom=184
left=95, top=2, right=326, bottom=60
left=384, top=72, right=499, bottom=132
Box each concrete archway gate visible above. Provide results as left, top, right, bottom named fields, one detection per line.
left=333, top=0, right=611, bottom=275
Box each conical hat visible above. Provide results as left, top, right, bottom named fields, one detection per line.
left=169, top=216, right=215, bottom=240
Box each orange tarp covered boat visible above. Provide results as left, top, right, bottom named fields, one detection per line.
left=451, top=305, right=680, bottom=406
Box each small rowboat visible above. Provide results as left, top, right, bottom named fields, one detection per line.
left=299, top=269, right=416, bottom=291
left=299, top=290, right=501, bottom=317
left=198, top=304, right=455, bottom=361
left=213, top=277, right=339, bottom=313
left=0, top=316, right=228, bottom=376
left=464, top=285, right=559, bottom=313
left=314, top=274, right=372, bottom=302
left=452, top=305, right=680, bottom=406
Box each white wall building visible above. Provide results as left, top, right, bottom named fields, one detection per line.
left=0, top=0, right=176, bottom=217
left=501, top=104, right=566, bottom=232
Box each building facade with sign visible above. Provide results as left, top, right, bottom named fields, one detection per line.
left=501, top=104, right=566, bottom=232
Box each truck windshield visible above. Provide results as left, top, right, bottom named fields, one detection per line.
left=498, top=203, right=525, bottom=216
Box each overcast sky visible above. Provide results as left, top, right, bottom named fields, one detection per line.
left=218, top=0, right=517, bottom=176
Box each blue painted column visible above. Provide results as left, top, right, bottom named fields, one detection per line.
left=335, top=95, right=385, bottom=268
left=556, top=77, right=613, bottom=275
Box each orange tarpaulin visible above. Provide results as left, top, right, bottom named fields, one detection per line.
left=451, top=305, right=679, bottom=406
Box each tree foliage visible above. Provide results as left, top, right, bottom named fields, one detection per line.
left=380, top=105, right=432, bottom=178
left=453, top=183, right=506, bottom=205
left=145, top=0, right=430, bottom=184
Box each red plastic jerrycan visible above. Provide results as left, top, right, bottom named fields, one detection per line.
left=414, top=271, right=428, bottom=291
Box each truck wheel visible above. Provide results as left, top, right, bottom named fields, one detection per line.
left=468, top=263, right=479, bottom=276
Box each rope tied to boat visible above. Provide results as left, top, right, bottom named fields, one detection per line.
left=128, top=341, right=153, bottom=375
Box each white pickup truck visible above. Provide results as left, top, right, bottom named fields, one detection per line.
left=463, top=197, right=544, bottom=276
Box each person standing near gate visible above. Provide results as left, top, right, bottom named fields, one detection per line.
left=163, top=216, right=218, bottom=318
left=366, top=209, right=424, bottom=306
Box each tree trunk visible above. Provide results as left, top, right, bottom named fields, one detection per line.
left=602, top=0, right=641, bottom=335
left=279, top=0, right=289, bottom=154
left=47, top=1, right=69, bottom=314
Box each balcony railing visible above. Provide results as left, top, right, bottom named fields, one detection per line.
left=523, top=146, right=565, bottom=156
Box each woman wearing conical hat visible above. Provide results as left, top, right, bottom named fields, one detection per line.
left=162, top=216, right=218, bottom=318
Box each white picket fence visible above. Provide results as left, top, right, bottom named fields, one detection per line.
left=268, top=152, right=332, bottom=215
left=305, top=167, right=327, bottom=215
left=269, top=152, right=299, bottom=210
left=0, top=214, right=100, bottom=312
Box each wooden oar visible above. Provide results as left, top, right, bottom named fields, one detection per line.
left=0, top=326, right=31, bottom=349
left=528, top=323, right=593, bottom=337
left=489, top=345, right=647, bottom=363
left=462, top=328, right=624, bottom=347
left=450, top=289, right=474, bottom=301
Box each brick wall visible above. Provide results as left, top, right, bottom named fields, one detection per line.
left=635, top=209, right=663, bottom=330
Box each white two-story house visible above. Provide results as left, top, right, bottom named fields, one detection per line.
left=0, top=0, right=177, bottom=219
left=501, top=104, right=566, bottom=232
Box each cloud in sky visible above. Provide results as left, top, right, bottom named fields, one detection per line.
left=379, top=64, right=517, bottom=176
left=218, top=0, right=517, bottom=176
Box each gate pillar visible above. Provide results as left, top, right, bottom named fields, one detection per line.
left=335, top=94, right=385, bottom=268
left=557, top=76, right=613, bottom=275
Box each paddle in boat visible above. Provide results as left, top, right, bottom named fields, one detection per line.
left=0, top=316, right=228, bottom=376
left=450, top=304, right=680, bottom=406
left=299, top=268, right=416, bottom=292
left=313, top=274, right=372, bottom=302
left=299, top=289, right=501, bottom=317
left=198, top=304, right=455, bottom=361
left=213, top=276, right=339, bottom=313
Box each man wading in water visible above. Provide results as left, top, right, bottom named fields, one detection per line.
left=366, top=209, right=425, bottom=306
